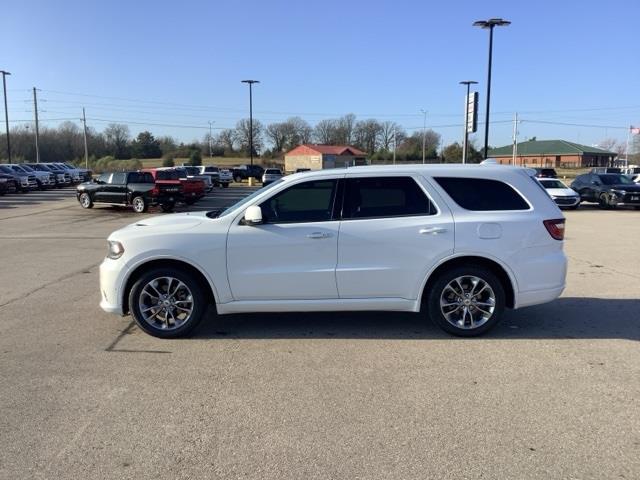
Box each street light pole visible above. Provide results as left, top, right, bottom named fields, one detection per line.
left=473, top=18, right=510, bottom=159
left=241, top=80, right=259, bottom=168
left=1, top=70, right=11, bottom=164
left=420, top=109, right=427, bottom=164
left=459, top=80, right=478, bottom=164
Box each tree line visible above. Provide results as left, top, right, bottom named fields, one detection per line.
left=0, top=113, right=489, bottom=165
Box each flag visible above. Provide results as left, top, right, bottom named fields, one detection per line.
left=631, top=126, right=640, bottom=135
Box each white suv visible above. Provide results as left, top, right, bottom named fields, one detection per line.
left=99, top=165, right=567, bottom=338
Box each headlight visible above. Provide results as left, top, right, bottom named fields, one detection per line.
left=107, top=240, right=124, bottom=259
left=0, top=178, right=6, bottom=183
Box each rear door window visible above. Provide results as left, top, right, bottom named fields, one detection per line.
left=342, top=176, right=434, bottom=219
left=434, top=177, right=529, bottom=211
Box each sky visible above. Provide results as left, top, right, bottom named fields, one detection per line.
left=2, top=0, right=639, bottom=151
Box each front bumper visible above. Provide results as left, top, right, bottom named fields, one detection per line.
left=99, top=257, right=126, bottom=316
left=552, top=196, right=580, bottom=208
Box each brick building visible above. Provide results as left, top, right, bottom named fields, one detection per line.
left=284, top=144, right=367, bottom=172
left=489, top=139, right=617, bottom=168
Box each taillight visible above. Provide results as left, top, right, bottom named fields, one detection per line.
left=151, top=185, right=159, bottom=196
left=543, top=218, right=565, bottom=241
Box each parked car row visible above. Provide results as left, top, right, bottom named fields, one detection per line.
left=570, top=173, right=640, bottom=209
left=0, top=162, right=91, bottom=193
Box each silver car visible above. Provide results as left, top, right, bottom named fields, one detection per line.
left=262, top=168, right=283, bottom=186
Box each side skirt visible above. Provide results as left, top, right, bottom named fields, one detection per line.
left=216, top=297, right=420, bottom=315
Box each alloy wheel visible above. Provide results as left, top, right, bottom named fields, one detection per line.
left=440, top=275, right=496, bottom=330
left=137, top=276, right=194, bottom=331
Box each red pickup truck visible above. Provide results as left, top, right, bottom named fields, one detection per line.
left=140, top=168, right=186, bottom=211
left=152, top=167, right=206, bottom=205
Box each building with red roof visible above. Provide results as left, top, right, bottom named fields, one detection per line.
left=284, top=144, right=368, bottom=172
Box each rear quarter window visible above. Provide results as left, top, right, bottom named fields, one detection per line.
left=434, top=177, right=530, bottom=211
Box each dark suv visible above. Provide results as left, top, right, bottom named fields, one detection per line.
left=534, top=168, right=558, bottom=178
left=571, top=173, right=640, bottom=209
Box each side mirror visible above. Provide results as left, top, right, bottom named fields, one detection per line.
left=244, top=205, right=263, bottom=225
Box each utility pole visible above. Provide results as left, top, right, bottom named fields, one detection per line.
left=512, top=112, right=519, bottom=165
left=420, top=109, right=427, bottom=164
left=32, top=87, right=41, bottom=163
left=81, top=107, right=89, bottom=169
left=208, top=120, right=215, bottom=158
left=1, top=70, right=11, bottom=163
left=393, top=126, right=397, bottom=165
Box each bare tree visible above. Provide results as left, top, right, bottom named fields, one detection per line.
left=265, top=122, right=289, bottom=152
left=216, top=129, right=236, bottom=152
left=354, top=119, right=383, bottom=153
left=104, top=123, right=131, bottom=159
left=334, top=113, right=356, bottom=145
left=379, top=121, right=404, bottom=151
left=235, top=118, right=264, bottom=156
left=314, top=119, right=336, bottom=144
left=287, top=116, right=312, bottom=146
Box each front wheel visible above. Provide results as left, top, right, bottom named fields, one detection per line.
left=129, top=267, right=207, bottom=338
left=79, top=192, right=93, bottom=209
left=132, top=196, right=148, bottom=213
left=598, top=193, right=615, bottom=209
left=222, top=183, right=229, bottom=188
left=426, top=265, right=505, bottom=337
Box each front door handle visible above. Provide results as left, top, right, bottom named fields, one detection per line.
left=306, top=232, right=332, bottom=239
left=419, top=227, right=447, bottom=235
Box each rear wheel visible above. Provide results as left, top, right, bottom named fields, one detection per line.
left=426, top=265, right=505, bottom=337
left=79, top=192, right=93, bottom=209
left=234, top=175, right=242, bottom=183
left=132, top=195, right=148, bottom=213
left=184, top=198, right=197, bottom=205
left=129, top=267, right=207, bottom=338
left=160, top=202, right=175, bottom=213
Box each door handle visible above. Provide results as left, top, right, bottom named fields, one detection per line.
left=419, top=227, right=447, bottom=235
left=306, top=232, right=332, bottom=239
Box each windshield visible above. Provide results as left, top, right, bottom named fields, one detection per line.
left=157, top=170, right=181, bottom=180
left=265, top=169, right=281, bottom=174
left=599, top=174, right=633, bottom=185
left=541, top=180, right=566, bottom=189
left=183, top=167, right=199, bottom=175
left=216, top=179, right=285, bottom=218
left=0, top=166, right=14, bottom=174
left=204, top=166, right=219, bottom=173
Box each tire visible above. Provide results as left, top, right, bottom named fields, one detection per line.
left=128, top=267, right=207, bottom=338
left=426, top=265, right=506, bottom=337
left=160, top=202, right=175, bottom=213
left=132, top=195, right=148, bottom=213
left=37, top=180, right=45, bottom=191
left=79, top=192, right=93, bottom=209
left=222, top=183, right=229, bottom=188
left=598, top=193, right=614, bottom=209
left=234, top=175, right=242, bottom=183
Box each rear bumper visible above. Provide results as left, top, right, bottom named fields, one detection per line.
left=515, top=285, right=565, bottom=309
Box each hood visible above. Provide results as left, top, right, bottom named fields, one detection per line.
left=546, top=187, right=578, bottom=197
left=110, top=211, right=210, bottom=240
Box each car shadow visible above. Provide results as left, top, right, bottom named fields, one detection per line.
left=193, top=297, right=640, bottom=341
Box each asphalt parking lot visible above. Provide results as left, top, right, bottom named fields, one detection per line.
left=1, top=187, right=639, bottom=479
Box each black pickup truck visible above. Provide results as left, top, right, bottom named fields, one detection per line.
left=76, top=171, right=181, bottom=213
left=232, top=164, right=264, bottom=182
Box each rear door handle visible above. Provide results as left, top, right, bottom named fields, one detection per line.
left=306, top=232, right=332, bottom=239
left=419, top=227, right=447, bottom=235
